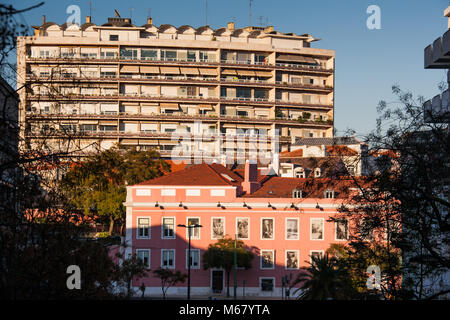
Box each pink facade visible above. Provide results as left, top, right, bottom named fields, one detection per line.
left=124, top=163, right=351, bottom=298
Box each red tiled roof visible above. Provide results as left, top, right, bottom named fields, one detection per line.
left=280, top=149, right=303, bottom=158
left=326, top=145, right=358, bottom=156
left=136, top=163, right=243, bottom=186
left=243, top=176, right=361, bottom=198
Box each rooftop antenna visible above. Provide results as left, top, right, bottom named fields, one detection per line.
left=88, top=0, right=92, bottom=17
left=147, top=8, right=151, bottom=19
left=205, top=0, right=208, bottom=26
left=114, top=9, right=121, bottom=17
left=249, top=0, right=253, bottom=26
left=130, top=7, right=134, bottom=20
left=258, top=16, right=264, bottom=26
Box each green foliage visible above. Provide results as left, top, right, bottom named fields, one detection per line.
left=60, top=146, right=170, bottom=234
left=302, top=112, right=311, bottom=120
left=152, top=268, right=187, bottom=299
left=293, top=253, right=357, bottom=300
left=113, top=253, right=148, bottom=298
left=203, top=236, right=254, bottom=297
left=326, top=242, right=403, bottom=299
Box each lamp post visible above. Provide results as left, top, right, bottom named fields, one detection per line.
left=178, top=223, right=202, bottom=300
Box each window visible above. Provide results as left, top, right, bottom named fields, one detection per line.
left=347, top=165, right=355, bottom=176
left=161, top=249, right=175, bottom=269
left=335, top=220, right=348, bottom=240
left=141, top=49, right=157, bottom=60
left=187, top=51, right=196, bottom=61
left=187, top=218, right=200, bottom=239
left=261, top=218, right=274, bottom=240
left=310, top=251, right=324, bottom=265
left=292, top=188, right=302, bottom=198
left=286, top=218, right=299, bottom=240
left=211, top=217, right=225, bottom=239
left=311, top=218, right=324, bottom=240
left=360, top=218, right=374, bottom=241
left=99, top=125, right=117, bottom=132
left=260, top=250, right=275, bottom=269
left=286, top=250, right=299, bottom=270
left=120, top=48, right=138, bottom=60
left=136, top=249, right=150, bottom=269
left=161, top=50, right=177, bottom=61
left=236, top=218, right=249, bottom=240
left=186, top=249, right=200, bottom=269
left=324, top=189, right=335, bottom=199
left=137, top=217, right=150, bottom=239
left=260, top=278, right=274, bottom=292
left=295, top=170, right=305, bottom=178
left=79, top=124, right=97, bottom=132
left=162, top=217, right=175, bottom=239
left=314, top=168, right=321, bottom=178
left=109, top=34, right=119, bottom=41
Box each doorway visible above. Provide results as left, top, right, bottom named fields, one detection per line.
left=211, top=270, right=224, bottom=294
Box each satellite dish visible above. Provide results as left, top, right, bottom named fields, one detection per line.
left=114, top=9, right=121, bottom=17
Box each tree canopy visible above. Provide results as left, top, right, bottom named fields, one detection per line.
left=60, top=146, right=170, bottom=234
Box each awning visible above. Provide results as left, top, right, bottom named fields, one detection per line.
left=180, top=67, right=199, bottom=75
left=160, top=67, right=180, bottom=74
left=255, top=71, right=272, bottom=77
left=199, top=68, right=218, bottom=76
left=160, top=103, right=179, bottom=110
left=221, top=69, right=237, bottom=75
left=277, top=54, right=316, bottom=64
left=236, top=70, right=256, bottom=77
left=99, top=121, right=117, bottom=125
left=79, top=120, right=98, bottom=124
left=198, top=104, right=213, bottom=110
left=121, top=139, right=138, bottom=144
left=140, top=66, right=160, bottom=74
left=139, top=139, right=159, bottom=145
left=120, top=65, right=140, bottom=73
left=236, top=106, right=252, bottom=110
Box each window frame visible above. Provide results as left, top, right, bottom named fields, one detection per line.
left=186, top=217, right=201, bottom=240
left=261, top=217, right=275, bottom=240
left=285, top=217, right=299, bottom=240
left=211, top=217, right=225, bottom=240
left=136, top=249, right=151, bottom=269
left=260, top=277, right=275, bottom=292
left=186, top=249, right=200, bottom=269
left=162, top=216, right=176, bottom=239
left=285, top=250, right=300, bottom=270
left=236, top=217, right=250, bottom=240
left=310, top=218, right=324, bottom=241
left=161, top=249, right=176, bottom=269
left=137, top=217, right=151, bottom=239
left=260, top=250, right=275, bottom=270
left=310, top=250, right=324, bottom=264
left=335, top=219, right=349, bottom=241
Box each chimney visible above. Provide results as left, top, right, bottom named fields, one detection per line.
left=86, top=16, right=91, bottom=23
left=445, top=7, right=450, bottom=29
left=227, top=22, right=235, bottom=30
left=42, top=15, right=46, bottom=25
left=220, top=154, right=227, bottom=167
left=272, top=152, right=279, bottom=175
left=242, top=159, right=260, bottom=194
left=147, top=17, right=153, bottom=25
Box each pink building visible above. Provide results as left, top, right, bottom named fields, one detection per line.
left=124, top=161, right=353, bottom=298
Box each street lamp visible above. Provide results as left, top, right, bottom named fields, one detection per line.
left=177, top=223, right=202, bottom=300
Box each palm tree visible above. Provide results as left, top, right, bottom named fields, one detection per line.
left=293, top=254, right=356, bottom=300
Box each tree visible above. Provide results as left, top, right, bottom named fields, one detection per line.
left=60, top=146, right=170, bottom=234
left=292, top=253, right=356, bottom=300
left=326, top=243, right=403, bottom=299
left=113, top=253, right=148, bottom=299
left=152, top=268, right=187, bottom=299
left=339, top=85, right=449, bottom=299
left=203, top=236, right=254, bottom=297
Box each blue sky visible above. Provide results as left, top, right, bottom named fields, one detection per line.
left=9, top=0, right=450, bottom=136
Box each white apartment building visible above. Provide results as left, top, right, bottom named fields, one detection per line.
left=17, top=15, right=335, bottom=161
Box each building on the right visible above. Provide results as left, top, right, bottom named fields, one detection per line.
left=424, top=6, right=450, bottom=123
